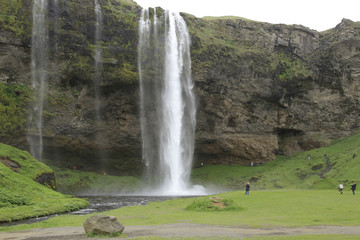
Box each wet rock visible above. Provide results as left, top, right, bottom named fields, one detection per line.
left=35, top=172, right=56, bottom=190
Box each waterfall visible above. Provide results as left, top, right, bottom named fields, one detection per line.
left=28, top=0, right=49, bottom=161
left=94, top=0, right=102, bottom=121
left=138, top=8, right=205, bottom=195
left=93, top=0, right=108, bottom=168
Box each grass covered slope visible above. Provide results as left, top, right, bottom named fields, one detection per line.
left=191, top=133, right=360, bottom=191
left=0, top=143, right=53, bottom=182
left=0, top=143, right=89, bottom=222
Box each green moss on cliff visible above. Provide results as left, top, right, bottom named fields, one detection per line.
left=102, top=0, right=139, bottom=84
left=0, top=83, right=30, bottom=138
left=0, top=0, right=31, bottom=41
left=104, top=62, right=138, bottom=85
left=271, top=53, right=314, bottom=82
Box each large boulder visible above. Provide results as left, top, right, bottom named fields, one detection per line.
left=83, top=215, right=125, bottom=235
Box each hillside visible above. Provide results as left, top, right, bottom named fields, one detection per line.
left=191, top=133, right=360, bottom=191
left=0, top=143, right=89, bottom=222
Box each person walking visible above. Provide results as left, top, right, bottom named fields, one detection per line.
left=338, top=183, right=344, bottom=194
left=351, top=182, right=357, bottom=195
left=245, top=182, right=250, bottom=195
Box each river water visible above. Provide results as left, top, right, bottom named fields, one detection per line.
left=0, top=195, right=184, bottom=227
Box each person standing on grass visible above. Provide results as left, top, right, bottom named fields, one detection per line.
left=351, top=182, right=357, bottom=195
left=338, top=183, right=344, bottom=194
left=245, top=182, right=250, bottom=195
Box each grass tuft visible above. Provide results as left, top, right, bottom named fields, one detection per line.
left=185, top=198, right=243, bottom=211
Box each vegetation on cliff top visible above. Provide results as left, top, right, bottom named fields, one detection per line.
left=185, top=14, right=315, bottom=94
left=0, top=143, right=89, bottom=222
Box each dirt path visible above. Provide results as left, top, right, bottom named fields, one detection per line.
left=1, top=224, right=360, bottom=239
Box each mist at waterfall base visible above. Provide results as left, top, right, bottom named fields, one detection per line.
left=138, top=8, right=207, bottom=196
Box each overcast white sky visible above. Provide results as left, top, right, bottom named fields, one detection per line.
left=133, top=0, right=359, bottom=31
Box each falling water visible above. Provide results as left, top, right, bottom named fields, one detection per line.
left=138, top=8, right=205, bottom=195
left=94, top=0, right=102, bottom=122
left=93, top=0, right=108, bottom=168
left=28, top=0, right=49, bottom=161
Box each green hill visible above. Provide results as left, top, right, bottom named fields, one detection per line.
left=0, top=143, right=89, bottom=222
left=191, top=133, right=360, bottom=191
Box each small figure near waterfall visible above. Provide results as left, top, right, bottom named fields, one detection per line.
left=351, top=182, right=357, bottom=195
left=245, top=182, right=250, bottom=195
left=338, top=183, right=344, bottom=194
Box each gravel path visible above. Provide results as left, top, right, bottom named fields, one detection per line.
left=1, top=224, right=360, bottom=239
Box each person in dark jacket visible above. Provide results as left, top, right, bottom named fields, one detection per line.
left=351, top=182, right=357, bottom=195
left=245, top=182, right=250, bottom=195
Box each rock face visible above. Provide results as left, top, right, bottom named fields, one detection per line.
left=1, top=1, right=360, bottom=173
left=185, top=16, right=360, bottom=165
left=83, top=215, right=125, bottom=235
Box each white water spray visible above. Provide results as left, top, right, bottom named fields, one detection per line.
left=138, top=9, right=205, bottom=195
left=28, top=0, right=49, bottom=161
left=94, top=0, right=103, bottom=125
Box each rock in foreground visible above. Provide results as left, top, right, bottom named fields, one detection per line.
left=83, top=215, right=125, bottom=235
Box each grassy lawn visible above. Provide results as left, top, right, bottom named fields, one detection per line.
left=1, top=189, right=359, bottom=233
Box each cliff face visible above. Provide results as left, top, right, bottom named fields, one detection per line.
left=185, top=16, right=360, bottom=165
left=1, top=0, right=360, bottom=173
left=0, top=0, right=142, bottom=174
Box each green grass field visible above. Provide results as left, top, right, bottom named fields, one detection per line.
left=1, top=134, right=360, bottom=239
left=1, top=190, right=359, bottom=231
